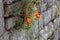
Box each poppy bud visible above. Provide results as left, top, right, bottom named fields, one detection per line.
left=26, top=17, right=31, bottom=24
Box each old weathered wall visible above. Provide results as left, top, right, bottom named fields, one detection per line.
left=0, top=0, right=60, bottom=40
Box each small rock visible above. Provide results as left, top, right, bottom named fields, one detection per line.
left=5, top=17, right=16, bottom=29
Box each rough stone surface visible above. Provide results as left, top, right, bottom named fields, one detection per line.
left=51, top=5, right=57, bottom=19
left=43, top=8, right=52, bottom=25
left=0, top=0, right=4, bottom=17
left=56, top=1, right=60, bottom=8
left=53, top=29, right=58, bottom=40
left=0, top=0, right=5, bottom=36
left=46, top=0, right=55, bottom=4
left=58, top=28, right=60, bottom=39
left=10, top=29, right=31, bottom=40
left=5, top=17, right=16, bottom=29
left=40, top=22, right=54, bottom=40
left=0, top=18, right=5, bottom=36
left=39, top=14, right=44, bottom=29
left=32, top=20, right=38, bottom=38
left=2, top=31, right=9, bottom=40
left=4, top=0, right=16, bottom=4
left=54, top=16, right=60, bottom=28
left=0, top=31, right=9, bottom=40
left=41, top=3, right=47, bottom=12
left=4, top=1, right=21, bottom=17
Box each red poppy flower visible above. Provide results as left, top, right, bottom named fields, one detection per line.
left=26, top=17, right=31, bottom=24
left=35, top=12, right=42, bottom=19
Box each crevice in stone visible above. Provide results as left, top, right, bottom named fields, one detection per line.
left=44, top=15, right=59, bottom=26
left=4, top=15, right=15, bottom=19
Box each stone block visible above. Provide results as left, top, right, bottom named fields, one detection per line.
left=51, top=5, right=57, bottom=19
left=46, top=0, right=55, bottom=8
left=32, top=20, right=38, bottom=36
left=47, top=0, right=55, bottom=4
left=56, top=0, right=60, bottom=8
left=40, top=22, right=54, bottom=40
left=2, top=31, right=9, bottom=40
left=41, top=3, right=47, bottom=13
left=39, top=14, right=44, bottom=29
left=4, top=2, right=21, bottom=17
left=10, top=31, right=18, bottom=40
left=53, top=29, right=58, bottom=40
left=5, top=17, right=16, bottom=29
left=0, top=0, right=4, bottom=17
left=0, top=18, right=5, bottom=36
left=0, top=37, right=3, bottom=40
left=43, top=4, right=57, bottom=25
left=10, top=30, right=29, bottom=40
left=54, top=16, right=60, bottom=28
left=43, top=8, right=52, bottom=25
left=0, top=31, right=9, bottom=40
left=41, top=0, right=47, bottom=3
left=4, top=0, right=16, bottom=4
left=58, top=28, right=60, bottom=39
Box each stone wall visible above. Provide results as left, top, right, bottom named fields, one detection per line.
left=0, top=0, right=60, bottom=40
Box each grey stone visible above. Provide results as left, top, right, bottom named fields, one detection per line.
left=41, top=0, right=47, bottom=3
left=53, top=29, right=58, bottom=40
left=32, top=17, right=44, bottom=40
left=46, top=0, right=55, bottom=4
left=32, top=20, right=38, bottom=37
left=54, top=16, right=60, bottom=28
left=17, top=31, right=34, bottom=40
left=51, top=5, right=57, bottom=19
left=58, top=28, right=60, bottom=39
left=40, top=22, right=54, bottom=40
left=56, top=0, right=60, bottom=8
left=47, top=0, right=55, bottom=7
left=43, top=8, right=52, bottom=25
left=4, top=2, right=21, bottom=17
left=4, top=5, right=13, bottom=17
left=39, top=14, right=44, bottom=29
left=0, top=0, right=4, bottom=17
left=4, top=0, right=16, bottom=4
left=0, top=18, right=5, bottom=36
left=10, top=29, right=29, bottom=40
left=2, top=31, right=9, bottom=40
left=41, top=3, right=47, bottom=13
left=5, top=17, right=16, bottom=29
left=0, top=37, right=3, bottom=40
left=10, top=30, right=18, bottom=40
left=17, top=30, right=27, bottom=40
left=0, top=31, right=9, bottom=40
left=43, top=4, right=57, bottom=25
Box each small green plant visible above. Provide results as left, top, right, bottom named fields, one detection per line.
left=13, top=0, right=41, bottom=31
